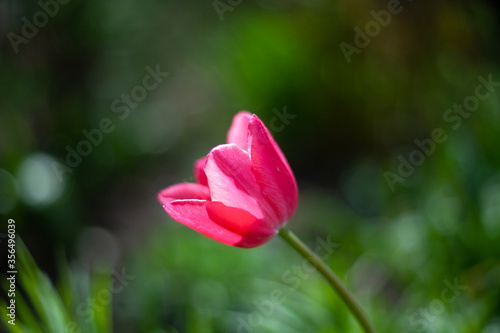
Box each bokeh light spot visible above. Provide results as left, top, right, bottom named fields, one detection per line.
left=17, top=153, right=64, bottom=207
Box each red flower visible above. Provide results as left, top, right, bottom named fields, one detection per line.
left=158, top=112, right=298, bottom=248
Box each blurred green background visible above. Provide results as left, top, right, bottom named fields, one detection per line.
left=1, top=0, right=500, bottom=332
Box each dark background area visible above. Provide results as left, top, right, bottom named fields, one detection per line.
left=1, top=0, right=500, bottom=332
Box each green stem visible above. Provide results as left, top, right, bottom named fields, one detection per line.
left=278, top=227, right=376, bottom=333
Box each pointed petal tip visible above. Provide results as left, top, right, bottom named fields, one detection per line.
left=227, top=112, right=253, bottom=150
left=235, top=110, right=253, bottom=118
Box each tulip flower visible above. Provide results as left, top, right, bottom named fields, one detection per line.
left=158, top=111, right=298, bottom=248
left=157, top=112, right=376, bottom=333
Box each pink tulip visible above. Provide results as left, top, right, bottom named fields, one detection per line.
left=158, top=112, right=298, bottom=248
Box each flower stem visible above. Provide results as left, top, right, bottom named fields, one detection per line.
left=278, top=227, right=376, bottom=333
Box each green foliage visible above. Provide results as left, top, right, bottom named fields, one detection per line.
left=0, top=240, right=113, bottom=333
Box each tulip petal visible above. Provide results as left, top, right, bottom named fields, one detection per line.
left=207, top=201, right=276, bottom=247
left=158, top=182, right=210, bottom=206
left=227, top=111, right=251, bottom=151
left=194, top=156, right=209, bottom=186
left=164, top=200, right=245, bottom=246
left=248, top=115, right=298, bottom=222
left=204, top=144, right=278, bottom=224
